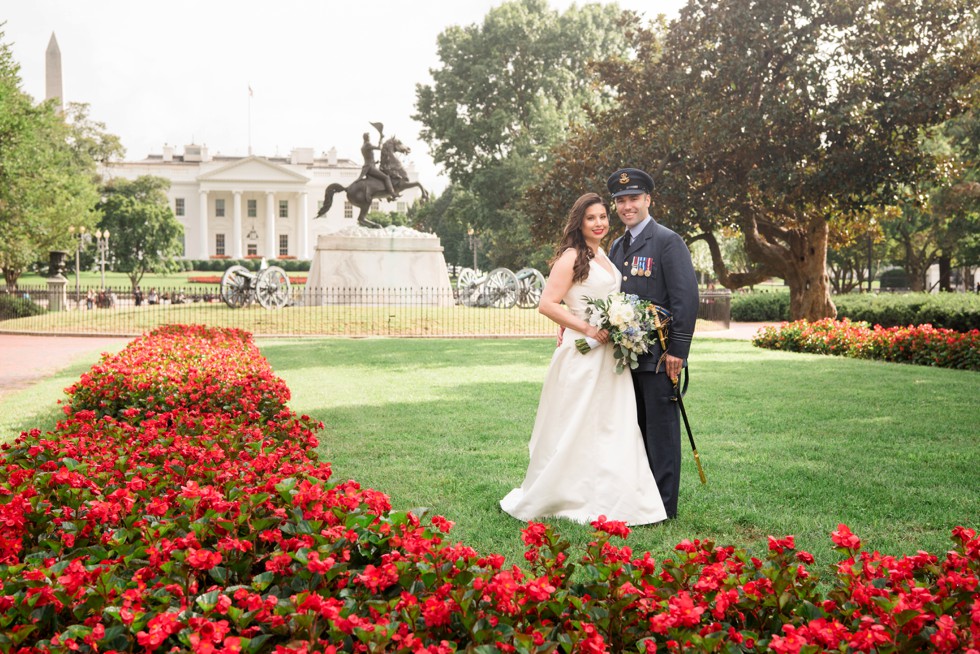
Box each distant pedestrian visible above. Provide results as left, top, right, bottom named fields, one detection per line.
left=134, top=287, right=144, bottom=307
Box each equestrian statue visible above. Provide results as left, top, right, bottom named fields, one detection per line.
left=316, top=122, right=429, bottom=228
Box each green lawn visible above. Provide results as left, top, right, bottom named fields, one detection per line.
left=3, top=336, right=976, bottom=578
left=258, top=337, right=979, bottom=573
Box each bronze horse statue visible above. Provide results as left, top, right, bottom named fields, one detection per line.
left=316, top=137, right=429, bottom=228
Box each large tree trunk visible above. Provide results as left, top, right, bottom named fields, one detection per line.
left=3, top=268, right=21, bottom=292
left=783, top=217, right=836, bottom=321
left=741, top=211, right=836, bottom=321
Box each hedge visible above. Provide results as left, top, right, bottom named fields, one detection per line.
left=731, top=290, right=980, bottom=330
left=0, top=293, right=46, bottom=321
left=835, top=292, right=980, bottom=332
left=184, top=259, right=312, bottom=273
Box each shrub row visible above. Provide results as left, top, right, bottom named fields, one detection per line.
left=731, top=290, right=980, bottom=331
left=753, top=318, right=980, bottom=371
left=835, top=292, right=980, bottom=332
left=730, top=291, right=791, bottom=322
left=2, top=325, right=978, bottom=652
left=0, top=293, right=45, bottom=322
left=183, top=259, right=312, bottom=273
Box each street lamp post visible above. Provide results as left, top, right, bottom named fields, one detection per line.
left=466, top=228, right=482, bottom=272
left=68, top=225, right=87, bottom=305
left=94, top=229, right=110, bottom=290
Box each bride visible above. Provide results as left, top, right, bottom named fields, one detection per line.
left=500, top=192, right=667, bottom=526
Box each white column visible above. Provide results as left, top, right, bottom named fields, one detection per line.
left=231, top=191, right=243, bottom=259
left=298, top=192, right=309, bottom=259
left=265, top=191, right=277, bottom=259
left=198, top=190, right=209, bottom=259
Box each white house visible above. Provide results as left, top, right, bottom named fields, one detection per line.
left=103, top=143, right=424, bottom=261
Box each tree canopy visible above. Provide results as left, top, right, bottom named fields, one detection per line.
left=524, top=0, right=980, bottom=319
left=0, top=25, right=122, bottom=288
left=414, top=0, right=636, bottom=269
left=97, top=176, right=183, bottom=290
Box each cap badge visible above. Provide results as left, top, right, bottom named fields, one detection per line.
left=619, top=172, right=630, bottom=185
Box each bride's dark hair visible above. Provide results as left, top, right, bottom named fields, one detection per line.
left=551, top=192, right=609, bottom=283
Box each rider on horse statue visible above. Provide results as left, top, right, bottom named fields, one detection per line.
left=316, top=122, right=429, bottom=228
left=360, top=123, right=397, bottom=201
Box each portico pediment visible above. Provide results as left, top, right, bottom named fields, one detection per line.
left=197, top=156, right=311, bottom=185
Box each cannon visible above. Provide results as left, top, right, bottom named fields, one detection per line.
left=514, top=267, right=546, bottom=309
left=456, top=267, right=519, bottom=308
left=220, top=265, right=291, bottom=309
left=456, top=266, right=545, bottom=308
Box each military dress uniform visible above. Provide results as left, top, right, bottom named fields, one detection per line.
left=607, top=168, right=699, bottom=519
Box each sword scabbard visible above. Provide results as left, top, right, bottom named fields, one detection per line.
left=693, top=449, right=707, bottom=485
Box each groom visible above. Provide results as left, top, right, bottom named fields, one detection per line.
left=607, top=168, right=699, bottom=519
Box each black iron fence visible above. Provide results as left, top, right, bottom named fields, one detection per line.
left=1, top=284, right=730, bottom=337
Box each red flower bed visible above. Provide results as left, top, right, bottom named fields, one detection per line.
left=2, top=325, right=977, bottom=652
left=753, top=318, right=980, bottom=371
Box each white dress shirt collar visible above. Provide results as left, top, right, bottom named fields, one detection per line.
left=628, top=216, right=652, bottom=240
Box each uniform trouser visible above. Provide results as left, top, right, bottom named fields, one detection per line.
left=631, top=370, right=682, bottom=518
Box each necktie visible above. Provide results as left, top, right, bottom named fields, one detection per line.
left=623, top=231, right=632, bottom=251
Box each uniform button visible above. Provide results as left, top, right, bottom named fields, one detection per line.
left=623, top=276, right=628, bottom=281
left=624, top=261, right=628, bottom=265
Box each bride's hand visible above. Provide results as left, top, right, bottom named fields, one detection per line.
left=587, top=326, right=610, bottom=344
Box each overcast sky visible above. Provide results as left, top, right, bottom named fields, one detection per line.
left=3, top=0, right=684, bottom=194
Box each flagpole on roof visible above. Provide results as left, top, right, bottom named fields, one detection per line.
left=248, top=84, right=253, bottom=156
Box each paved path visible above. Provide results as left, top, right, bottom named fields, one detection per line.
left=0, top=334, right=132, bottom=399
left=698, top=322, right=774, bottom=341
left=0, top=323, right=775, bottom=398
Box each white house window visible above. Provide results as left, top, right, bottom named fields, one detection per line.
left=247, top=243, right=257, bottom=256
left=397, top=202, right=407, bottom=213
left=371, top=200, right=380, bottom=211
left=279, top=234, right=289, bottom=257
left=279, top=200, right=288, bottom=218
left=247, top=199, right=257, bottom=218
left=215, top=198, right=225, bottom=217
left=175, top=198, right=185, bottom=216
left=344, top=201, right=353, bottom=219
left=215, top=233, right=225, bottom=256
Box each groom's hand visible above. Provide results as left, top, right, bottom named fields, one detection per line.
left=665, top=354, right=683, bottom=383
left=556, top=326, right=565, bottom=347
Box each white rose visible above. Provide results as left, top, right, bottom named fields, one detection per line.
left=607, top=301, right=634, bottom=328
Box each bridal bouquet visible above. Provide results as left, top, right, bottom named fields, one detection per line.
left=575, top=292, right=660, bottom=373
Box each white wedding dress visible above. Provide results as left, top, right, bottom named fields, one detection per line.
left=500, top=254, right=667, bottom=526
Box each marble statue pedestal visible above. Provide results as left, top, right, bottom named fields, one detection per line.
left=303, top=226, right=454, bottom=306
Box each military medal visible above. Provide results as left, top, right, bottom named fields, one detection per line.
left=645, top=258, right=653, bottom=277
left=630, top=256, right=639, bottom=276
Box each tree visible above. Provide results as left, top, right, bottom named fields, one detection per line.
left=409, top=187, right=471, bottom=268
left=414, top=0, right=635, bottom=270
left=0, top=26, right=119, bottom=288
left=97, top=176, right=183, bottom=290
left=526, top=0, right=980, bottom=319
left=883, top=110, right=980, bottom=291
left=826, top=207, right=894, bottom=294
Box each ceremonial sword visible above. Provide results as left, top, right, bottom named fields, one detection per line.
left=652, top=311, right=707, bottom=485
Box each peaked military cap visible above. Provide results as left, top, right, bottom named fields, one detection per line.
left=607, top=168, right=654, bottom=198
